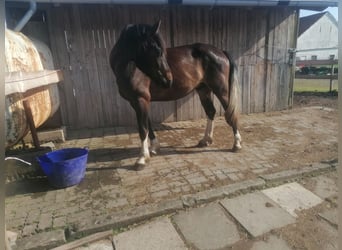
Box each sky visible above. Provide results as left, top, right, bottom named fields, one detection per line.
left=300, top=6, right=338, bottom=21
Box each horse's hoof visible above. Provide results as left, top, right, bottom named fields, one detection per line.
left=150, top=140, right=160, bottom=156
left=150, top=149, right=158, bottom=156
left=232, top=145, right=242, bottom=152
left=135, top=157, right=148, bottom=170
left=150, top=146, right=160, bottom=156
left=134, top=162, right=146, bottom=171
left=197, top=139, right=212, bottom=147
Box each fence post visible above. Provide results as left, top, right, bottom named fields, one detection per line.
left=329, top=63, right=334, bottom=93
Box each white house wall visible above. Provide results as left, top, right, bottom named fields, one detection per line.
left=297, top=14, right=338, bottom=60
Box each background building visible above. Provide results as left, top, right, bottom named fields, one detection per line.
left=296, top=12, right=338, bottom=61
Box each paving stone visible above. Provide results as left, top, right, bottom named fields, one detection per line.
left=53, top=216, right=67, bottom=228
left=5, top=107, right=338, bottom=242
left=25, top=210, right=40, bottom=224
left=311, top=175, right=338, bottom=199
left=173, top=204, right=240, bottom=249
left=309, top=219, right=338, bottom=250
left=22, top=224, right=37, bottom=237
left=318, top=208, right=338, bottom=228
left=227, top=173, right=240, bottom=181
left=186, top=175, right=207, bottom=185
left=213, top=171, right=227, bottom=180
left=251, top=235, right=291, bottom=250
left=15, top=229, right=66, bottom=250
left=67, top=210, right=93, bottom=224
left=105, top=198, right=129, bottom=209
left=5, top=218, right=25, bottom=231
left=113, top=217, right=187, bottom=250
left=74, top=239, right=114, bottom=250
left=168, top=180, right=187, bottom=188
left=38, top=213, right=53, bottom=231
left=148, top=183, right=169, bottom=193
left=151, top=190, right=171, bottom=199
left=262, top=182, right=323, bottom=217
left=220, top=192, right=295, bottom=237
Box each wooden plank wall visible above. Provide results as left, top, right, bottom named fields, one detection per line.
left=47, top=5, right=297, bottom=129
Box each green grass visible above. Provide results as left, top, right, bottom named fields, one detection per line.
left=294, top=79, right=338, bottom=92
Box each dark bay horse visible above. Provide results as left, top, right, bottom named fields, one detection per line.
left=109, top=20, right=242, bottom=169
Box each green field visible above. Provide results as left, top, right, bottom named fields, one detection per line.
left=294, top=79, right=338, bottom=92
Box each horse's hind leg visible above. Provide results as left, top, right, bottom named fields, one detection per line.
left=196, top=84, right=216, bottom=147
left=226, top=113, right=242, bottom=152
left=213, top=87, right=242, bottom=152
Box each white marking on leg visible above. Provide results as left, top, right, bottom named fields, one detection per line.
left=199, top=119, right=214, bottom=146
left=141, top=134, right=150, bottom=159
left=205, top=119, right=214, bottom=138
left=204, top=119, right=214, bottom=142
left=136, top=133, right=150, bottom=166
left=150, top=138, right=160, bottom=155
left=234, top=130, right=242, bottom=150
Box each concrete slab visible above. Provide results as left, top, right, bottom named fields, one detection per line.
left=316, top=220, right=338, bottom=250
left=14, top=229, right=66, bottom=250
left=74, top=240, right=114, bottom=250
left=172, top=204, right=240, bottom=250
left=311, top=175, right=338, bottom=199
left=54, top=230, right=113, bottom=250
left=262, top=182, right=323, bottom=217
left=113, top=217, right=187, bottom=250
left=220, top=192, right=295, bottom=237
left=319, top=208, right=338, bottom=228
left=6, top=230, right=18, bottom=248
left=251, top=235, right=291, bottom=250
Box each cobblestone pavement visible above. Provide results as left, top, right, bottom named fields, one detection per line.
left=5, top=106, right=337, bottom=243
left=12, top=171, right=338, bottom=250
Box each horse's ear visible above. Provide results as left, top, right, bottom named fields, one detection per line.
left=151, top=20, right=161, bottom=35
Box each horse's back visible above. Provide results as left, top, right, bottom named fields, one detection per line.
left=150, top=43, right=230, bottom=102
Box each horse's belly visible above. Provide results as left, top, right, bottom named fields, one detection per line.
left=150, top=84, right=195, bottom=101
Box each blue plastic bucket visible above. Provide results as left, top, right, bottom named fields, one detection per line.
left=37, top=148, right=88, bottom=188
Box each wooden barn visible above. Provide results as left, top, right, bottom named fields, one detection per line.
left=297, top=11, right=338, bottom=61
left=5, top=0, right=338, bottom=130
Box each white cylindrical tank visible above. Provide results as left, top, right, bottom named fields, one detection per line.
left=5, top=29, right=61, bottom=148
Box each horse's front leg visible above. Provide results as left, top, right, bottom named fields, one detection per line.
left=132, top=98, right=151, bottom=170
left=148, top=118, right=160, bottom=155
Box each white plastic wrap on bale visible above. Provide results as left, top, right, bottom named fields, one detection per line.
left=5, top=29, right=62, bottom=148
left=5, top=29, right=44, bottom=72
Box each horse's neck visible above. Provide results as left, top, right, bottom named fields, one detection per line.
left=111, top=45, right=136, bottom=71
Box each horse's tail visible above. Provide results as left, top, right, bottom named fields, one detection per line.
left=223, top=51, right=239, bottom=129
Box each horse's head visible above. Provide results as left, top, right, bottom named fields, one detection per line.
left=123, top=20, right=173, bottom=88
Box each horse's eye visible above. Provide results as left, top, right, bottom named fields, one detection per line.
left=155, top=47, right=162, bottom=57
left=151, top=43, right=161, bottom=56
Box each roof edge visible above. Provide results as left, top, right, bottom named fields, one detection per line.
left=5, top=0, right=339, bottom=8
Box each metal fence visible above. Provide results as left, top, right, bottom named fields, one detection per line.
left=295, top=59, right=338, bottom=92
